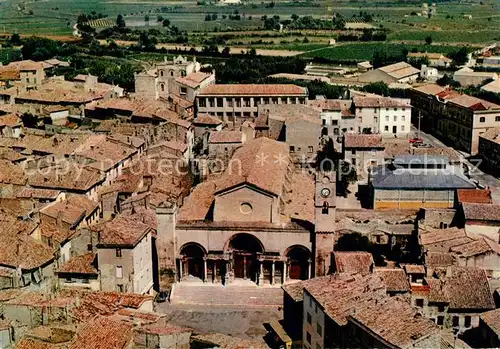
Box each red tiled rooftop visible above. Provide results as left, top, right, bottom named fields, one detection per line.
left=193, top=113, right=222, bottom=126
left=344, top=134, right=383, bottom=148
left=57, top=253, right=97, bottom=275
left=95, top=215, right=152, bottom=247
left=199, top=84, right=307, bottom=96
left=209, top=130, right=244, bottom=144
left=457, top=188, right=492, bottom=204
left=70, top=316, right=133, bottom=349
left=333, top=251, right=373, bottom=275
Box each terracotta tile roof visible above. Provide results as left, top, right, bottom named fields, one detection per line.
left=420, top=227, right=468, bottom=246
left=57, top=253, right=97, bottom=274
left=70, top=316, right=133, bottom=349
left=480, top=308, right=500, bottom=336
left=0, top=233, right=54, bottom=270
left=333, top=252, right=374, bottom=275
left=0, top=69, right=20, bottom=80
left=209, top=130, right=244, bottom=144
left=178, top=180, right=216, bottom=221
left=6, top=60, right=44, bottom=71
left=450, top=238, right=498, bottom=258
left=304, top=273, right=386, bottom=326
left=349, top=297, right=438, bottom=348
left=148, top=140, right=188, bottom=153
left=480, top=127, right=500, bottom=144
left=175, top=72, right=212, bottom=88
left=95, top=215, right=152, bottom=247
left=308, top=99, right=352, bottom=111
left=282, top=171, right=314, bottom=223
left=412, top=84, right=447, bottom=96
left=116, top=308, right=164, bottom=323
left=15, top=337, right=55, bottom=349
left=353, top=95, right=411, bottom=108
left=214, top=137, right=290, bottom=196
left=425, top=252, right=455, bottom=268
left=0, top=148, right=26, bottom=162
left=193, top=113, right=222, bottom=126
left=43, top=104, right=69, bottom=113
left=191, top=333, right=268, bottom=349
left=17, top=188, right=61, bottom=200
left=412, top=147, right=462, bottom=162
left=0, top=159, right=26, bottom=185
left=40, top=195, right=98, bottom=227
left=442, top=267, right=495, bottom=310
left=199, top=84, right=307, bottom=96
left=457, top=189, right=493, bottom=204
left=378, top=62, right=420, bottom=79
left=375, top=268, right=410, bottom=293
left=137, top=324, right=192, bottom=335
left=449, top=94, right=500, bottom=111
left=344, top=134, right=383, bottom=148
left=403, top=264, right=425, bottom=274
left=462, top=203, right=500, bottom=221
left=0, top=114, right=22, bottom=127
left=28, top=165, right=104, bottom=192
left=258, top=103, right=321, bottom=124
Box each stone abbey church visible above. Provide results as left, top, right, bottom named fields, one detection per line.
left=156, top=137, right=337, bottom=286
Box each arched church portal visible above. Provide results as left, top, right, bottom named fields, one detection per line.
left=286, top=246, right=311, bottom=280
left=179, top=243, right=206, bottom=280
left=227, top=234, right=264, bottom=282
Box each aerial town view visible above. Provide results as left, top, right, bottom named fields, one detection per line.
left=1, top=0, right=500, bottom=347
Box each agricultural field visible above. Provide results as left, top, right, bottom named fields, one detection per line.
left=299, top=42, right=465, bottom=62
left=0, top=0, right=498, bottom=59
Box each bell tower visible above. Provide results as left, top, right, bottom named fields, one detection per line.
left=314, top=170, right=336, bottom=277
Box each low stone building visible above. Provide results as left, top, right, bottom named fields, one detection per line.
left=95, top=214, right=155, bottom=294
left=410, top=266, right=495, bottom=333
left=196, top=84, right=308, bottom=124
left=343, top=134, right=385, bottom=180
left=478, top=127, right=500, bottom=177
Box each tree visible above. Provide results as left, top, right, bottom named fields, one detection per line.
left=449, top=47, right=468, bottom=66
left=363, top=81, right=390, bottom=96
left=21, top=37, right=61, bottom=60
left=204, top=14, right=212, bottom=21
left=10, top=33, right=21, bottom=46
left=425, top=35, right=433, bottom=45
left=436, top=74, right=460, bottom=87
left=291, top=13, right=299, bottom=21
left=116, top=14, right=126, bottom=28
left=162, top=18, right=170, bottom=27
left=222, top=46, right=231, bottom=57
left=144, top=14, right=150, bottom=22
left=157, top=15, right=163, bottom=22
left=303, top=36, right=309, bottom=43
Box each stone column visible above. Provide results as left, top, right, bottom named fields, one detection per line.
left=271, top=261, right=275, bottom=285
left=178, top=259, right=183, bottom=282
left=224, top=260, right=230, bottom=286
left=307, top=259, right=312, bottom=280
left=283, top=261, right=288, bottom=284
left=203, top=258, right=207, bottom=283
left=243, top=255, right=247, bottom=279
left=258, top=261, right=264, bottom=286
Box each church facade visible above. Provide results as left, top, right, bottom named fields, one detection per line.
left=156, top=137, right=336, bottom=286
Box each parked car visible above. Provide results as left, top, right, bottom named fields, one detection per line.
left=409, top=137, right=423, bottom=144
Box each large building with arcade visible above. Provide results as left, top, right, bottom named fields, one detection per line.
left=156, top=137, right=337, bottom=286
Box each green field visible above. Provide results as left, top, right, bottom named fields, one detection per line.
left=299, top=42, right=465, bottom=61
left=0, top=0, right=498, bottom=62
